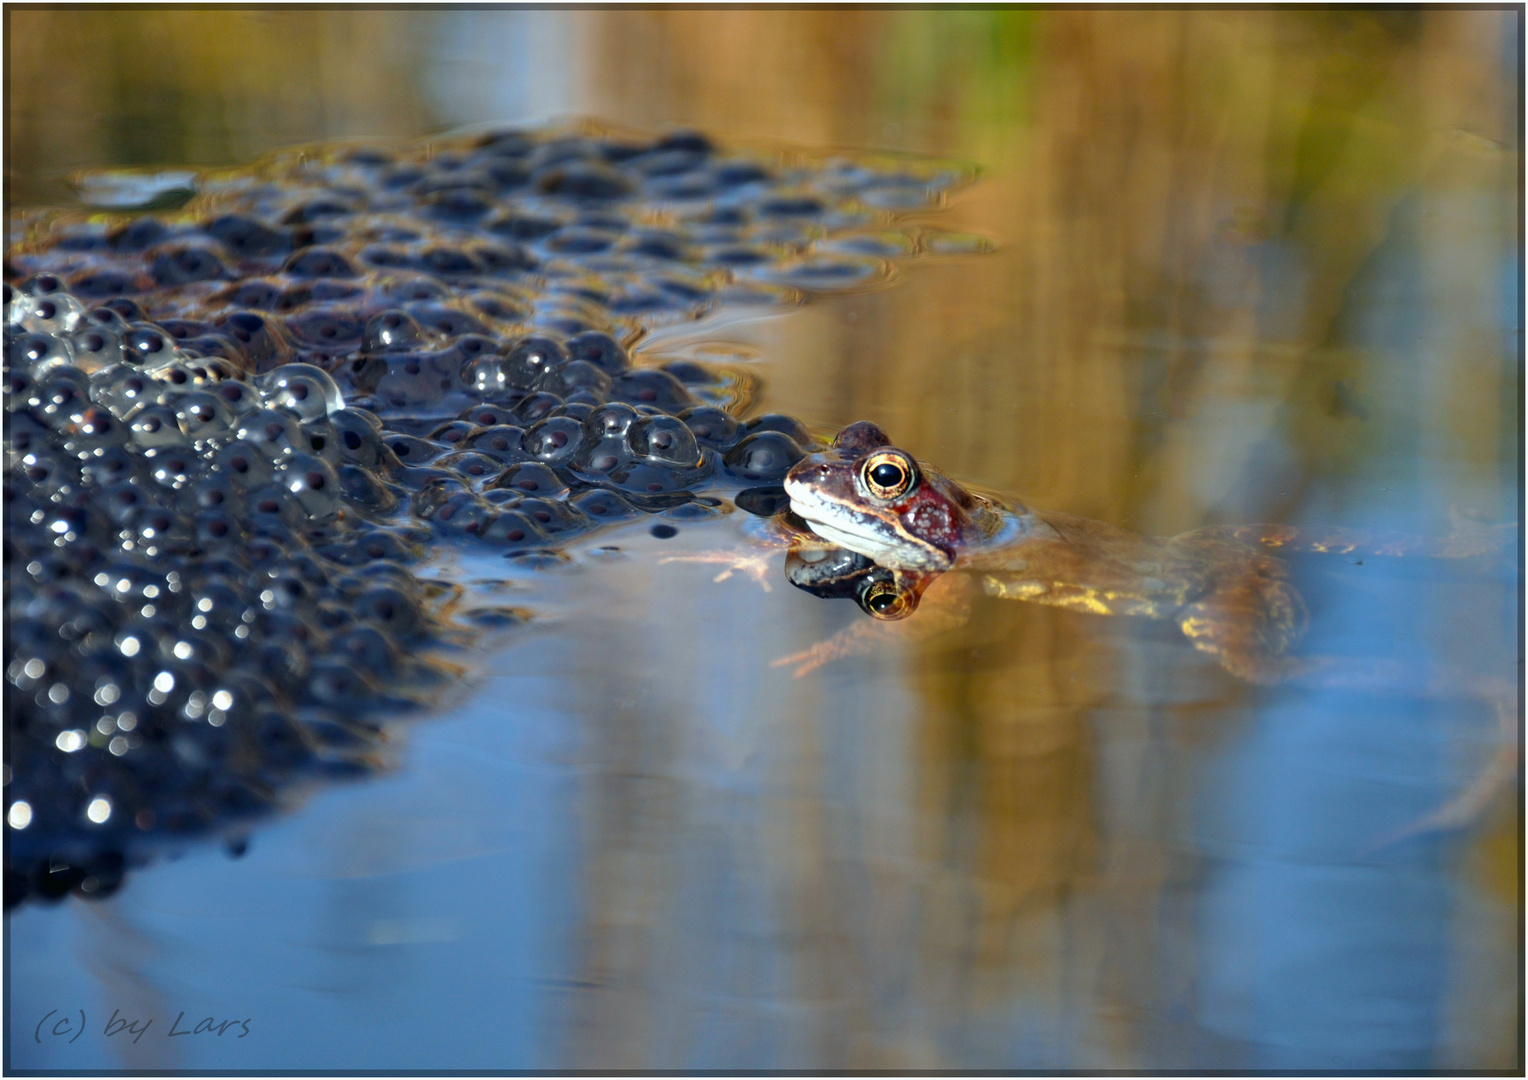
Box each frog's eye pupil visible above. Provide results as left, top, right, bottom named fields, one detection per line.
left=870, top=463, right=904, bottom=489
left=862, top=451, right=916, bottom=499
left=863, top=582, right=914, bottom=620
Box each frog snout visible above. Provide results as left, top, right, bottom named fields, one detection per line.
left=782, top=459, right=833, bottom=490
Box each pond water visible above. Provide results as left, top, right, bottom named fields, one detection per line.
left=6, top=8, right=1521, bottom=1072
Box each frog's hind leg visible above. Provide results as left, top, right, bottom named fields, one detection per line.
left=1182, top=573, right=1518, bottom=847
left=1175, top=560, right=1310, bottom=684
left=1174, top=543, right=1517, bottom=846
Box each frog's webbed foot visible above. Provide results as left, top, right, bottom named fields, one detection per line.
left=658, top=550, right=776, bottom=592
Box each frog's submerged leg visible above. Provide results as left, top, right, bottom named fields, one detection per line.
left=1173, top=560, right=1311, bottom=684
left=1177, top=560, right=1517, bottom=847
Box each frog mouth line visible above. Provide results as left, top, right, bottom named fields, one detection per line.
left=783, top=481, right=947, bottom=571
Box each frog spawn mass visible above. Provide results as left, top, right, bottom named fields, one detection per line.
left=4, top=127, right=968, bottom=907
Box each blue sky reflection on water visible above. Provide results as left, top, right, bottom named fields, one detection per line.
left=4, top=6, right=1521, bottom=1072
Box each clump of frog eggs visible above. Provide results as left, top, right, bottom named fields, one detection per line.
left=3, top=275, right=820, bottom=907
left=5, top=279, right=439, bottom=905
left=3, top=125, right=958, bottom=905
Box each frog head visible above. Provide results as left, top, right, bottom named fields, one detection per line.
left=782, top=421, right=981, bottom=573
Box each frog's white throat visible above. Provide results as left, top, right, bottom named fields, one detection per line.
left=784, top=482, right=950, bottom=572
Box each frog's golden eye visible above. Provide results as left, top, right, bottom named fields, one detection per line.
left=861, top=580, right=917, bottom=620
left=861, top=451, right=916, bottom=500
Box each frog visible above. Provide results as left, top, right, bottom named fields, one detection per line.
left=776, top=420, right=1516, bottom=688
left=780, top=420, right=1312, bottom=683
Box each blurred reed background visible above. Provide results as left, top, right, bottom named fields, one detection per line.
left=13, top=9, right=1512, bottom=521
left=7, top=7, right=1520, bottom=1070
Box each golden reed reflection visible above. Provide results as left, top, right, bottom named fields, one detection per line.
left=6, top=9, right=434, bottom=204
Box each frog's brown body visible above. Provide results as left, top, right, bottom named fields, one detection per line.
left=781, top=421, right=1310, bottom=682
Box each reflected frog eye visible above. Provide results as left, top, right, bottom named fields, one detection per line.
left=861, top=451, right=915, bottom=500
left=861, top=580, right=916, bottom=620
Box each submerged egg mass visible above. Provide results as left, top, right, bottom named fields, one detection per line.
left=4, top=123, right=970, bottom=907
